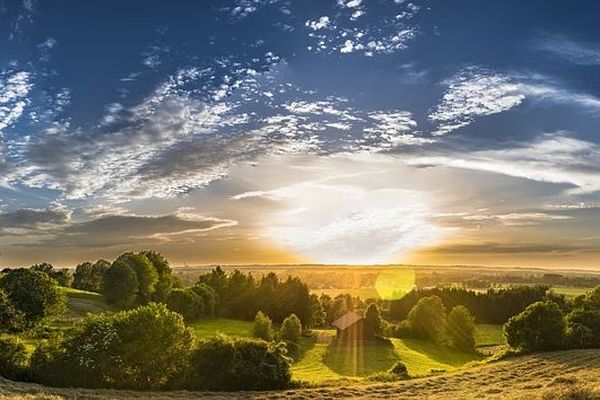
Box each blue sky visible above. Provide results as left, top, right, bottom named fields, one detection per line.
left=1, top=0, right=600, bottom=267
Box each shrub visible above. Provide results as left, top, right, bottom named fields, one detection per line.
left=388, top=320, right=413, bottom=338
left=0, top=268, right=66, bottom=328
left=446, top=305, right=476, bottom=352
left=280, top=314, right=302, bottom=343
left=504, top=301, right=567, bottom=351
left=33, top=303, right=194, bottom=390
left=166, top=288, right=204, bottom=321
left=389, top=361, right=409, bottom=377
left=364, top=303, right=384, bottom=339
left=0, top=289, right=25, bottom=331
left=0, top=336, right=28, bottom=380
left=253, top=311, right=274, bottom=341
left=185, top=336, right=291, bottom=391
left=566, top=309, right=600, bottom=348
left=407, top=295, right=447, bottom=343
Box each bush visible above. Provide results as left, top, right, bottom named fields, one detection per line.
left=504, top=301, right=567, bottom=351
left=0, top=289, right=25, bottom=331
left=32, top=303, right=194, bottom=390
left=446, top=305, right=476, bottom=352
left=280, top=314, right=302, bottom=343
left=389, top=361, right=409, bottom=377
left=407, top=295, right=447, bottom=343
left=185, top=336, right=291, bottom=391
left=253, top=311, right=274, bottom=341
left=0, top=268, right=66, bottom=328
left=166, top=288, right=204, bottom=321
left=0, top=336, right=28, bottom=380
left=566, top=309, right=600, bottom=348
left=388, top=320, right=413, bottom=338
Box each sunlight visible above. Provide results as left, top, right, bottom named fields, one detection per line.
left=265, top=184, right=444, bottom=264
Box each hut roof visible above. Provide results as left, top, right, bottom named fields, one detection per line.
left=331, top=311, right=363, bottom=330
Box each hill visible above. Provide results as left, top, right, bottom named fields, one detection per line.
left=1, top=349, right=599, bottom=399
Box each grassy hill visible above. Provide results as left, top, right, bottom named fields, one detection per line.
left=1, top=349, right=599, bottom=399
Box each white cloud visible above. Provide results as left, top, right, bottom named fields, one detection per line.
left=533, top=34, right=600, bottom=65
left=305, top=16, right=330, bottom=31
left=0, top=71, right=32, bottom=134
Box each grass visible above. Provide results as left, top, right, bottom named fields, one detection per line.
left=61, top=287, right=112, bottom=319
left=291, top=329, right=481, bottom=384
left=188, top=318, right=254, bottom=339
left=551, top=285, right=593, bottom=298
left=474, top=324, right=505, bottom=347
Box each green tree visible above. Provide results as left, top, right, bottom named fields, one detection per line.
left=32, top=303, right=194, bottom=390
left=446, top=305, right=476, bottom=352
left=0, top=288, right=25, bottom=331
left=0, top=268, right=66, bottom=327
left=115, top=252, right=158, bottom=304
left=103, top=260, right=138, bottom=308
left=364, top=303, right=384, bottom=339
left=309, top=294, right=326, bottom=328
left=73, top=260, right=109, bottom=292
left=185, top=336, right=291, bottom=391
left=30, top=262, right=72, bottom=287
left=141, top=250, right=174, bottom=302
left=504, top=301, right=567, bottom=351
left=566, top=309, right=600, bottom=348
left=0, top=336, right=28, bottom=380
left=280, top=313, right=302, bottom=343
left=253, top=310, right=274, bottom=341
left=191, top=283, right=217, bottom=316
left=407, top=295, right=447, bottom=343
left=166, top=288, right=204, bottom=321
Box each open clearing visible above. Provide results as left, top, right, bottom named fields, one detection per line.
left=1, top=349, right=600, bottom=399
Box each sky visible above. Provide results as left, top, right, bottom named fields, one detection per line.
left=1, top=0, right=600, bottom=268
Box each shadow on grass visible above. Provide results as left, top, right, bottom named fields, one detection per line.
left=401, top=337, right=481, bottom=367
left=291, top=336, right=317, bottom=362
left=322, top=339, right=397, bottom=376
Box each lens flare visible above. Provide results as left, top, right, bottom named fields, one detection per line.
left=375, top=268, right=415, bottom=300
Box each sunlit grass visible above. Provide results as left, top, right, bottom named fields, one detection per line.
left=474, top=324, right=505, bottom=347
left=189, top=318, right=254, bottom=339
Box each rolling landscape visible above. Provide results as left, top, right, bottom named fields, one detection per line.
left=2, top=0, right=600, bottom=398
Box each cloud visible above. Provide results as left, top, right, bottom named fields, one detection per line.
left=423, top=242, right=588, bottom=255
left=0, top=70, right=32, bottom=134
left=305, top=16, right=330, bottom=31
left=533, top=33, right=600, bottom=65
left=0, top=207, right=70, bottom=236
left=407, top=133, right=600, bottom=194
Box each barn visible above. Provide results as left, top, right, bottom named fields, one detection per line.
left=331, top=311, right=364, bottom=342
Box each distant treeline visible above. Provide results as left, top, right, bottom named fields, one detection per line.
left=388, top=285, right=550, bottom=324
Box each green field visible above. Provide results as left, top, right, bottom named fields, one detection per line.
left=311, top=288, right=380, bottom=299
left=474, top=324, right=505, bottom=347
left=291, top=329, right=481, bottom=384
left=189, top=318, right=254, bottom=338
left=61, top=287, right=113, bottom=319
left=551, top=285, right=594, bottom=298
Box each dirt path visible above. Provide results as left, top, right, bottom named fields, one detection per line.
left=2, top=350, right=600, bottom=399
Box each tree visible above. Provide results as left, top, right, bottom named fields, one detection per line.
left=566, top=309, right=600, bottom=348
left=103, top=260, right=138, bottom=308
left=253, top=311, right=274, bottom=341
left=30, top=263, right=72, bottom=287
left=446, top=305, right=476, bottom=352
left=32, top=303, right=194, bottom=390
left=280, top=314, right=302, bottom=343
left=407, top=295, right=447, bottom=343
left=364, top=303, right=384, bottom=339
left=191, top=283, right=217, bottom=316
left=0, top=336, right=28, bottom=380
left=504, top=301, right=567, bottom=351
left=185, top=336, right=291, bottom=391
left=115, top=252, right=158, bottom=304
left=73, top=260, right=109, bottom=292
left=0, top=288, right=25, bottom=331
left=141, top=250, right=174, bottom=302
left=309, top=294, right=325, bottom=328
left=166, top=288, right=204, bottom=321
left=0, top=268, right=66, bottom=327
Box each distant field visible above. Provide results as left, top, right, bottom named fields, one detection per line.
left=4, top=349, right=600, bottom=399
left=474, top=324, right=505, bottom=347
left=189, top=318, right=254, bottom=339
left=311, top=288, right=380, bottom=299
left=551, top=285, right=593, bottom=298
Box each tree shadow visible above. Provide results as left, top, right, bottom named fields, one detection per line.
left=401, top=338, right=481, bottom=367
left=322, top=339, right=397, bottom=376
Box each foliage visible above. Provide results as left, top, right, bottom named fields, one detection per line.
left=364, top=303, right=384, bottom=339
left=406, top=295, right=447, bottom=343
left=141, top=250, right=174, bottom=303
left=185, top=335, right=291, bottom=391
left=0, top=268, right=66, bottom=328
left=0, top=289, right=25, bottom=331
left=166, top=288, right=203, bottom=321
left=0, top=336, right=28, bottom=380
left=504, top=301, right=567, bottom=351
left=253, top=311, right=274, bottom=341
left=32, top=303, right=194, bottom=390
left=389, top=361, right=409, bottom=377
left=447, top=306, right=476, bottom=352
left=103, top=260, right=139, bottom=308
left=72, top=260, right=109, bottom=292
left=114, top=252, right=158, bottom=304
left=390, top=285, right=549, bottom=324
left=566, top=309, right=600, bottom=348
left=191, top=283, right=217, bottom=316
left=309, top=293, right=326, bottom=328
left=280, top=313, right=302, bottom=343
left=30, top=263, right=72, bottom=287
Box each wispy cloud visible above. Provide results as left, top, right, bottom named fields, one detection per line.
left=533, top=33, right=600, bottom=65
